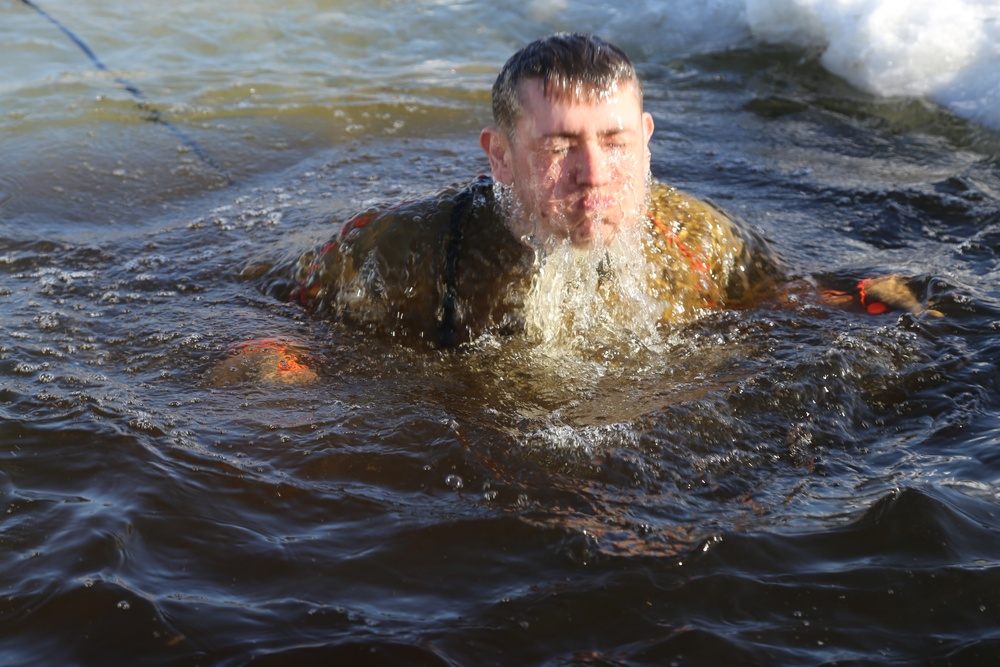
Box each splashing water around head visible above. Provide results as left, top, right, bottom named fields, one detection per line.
left=494, top=176, right=664, bottom=353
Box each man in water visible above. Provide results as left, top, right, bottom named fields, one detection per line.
left=219, top=33, right=934, bottom=382
left=271, top=34, right=778, bottom=342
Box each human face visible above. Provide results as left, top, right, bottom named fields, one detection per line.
left=481, top=79, right=654, bottom=248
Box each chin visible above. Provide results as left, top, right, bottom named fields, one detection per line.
left=567, top=231, right=612, bottom=249
left=572, top=219, right=622, bottom=248
left=534, top=207, right=623, bottom=248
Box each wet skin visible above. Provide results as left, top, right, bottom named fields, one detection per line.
left=480, top=79, right=655, bottom=248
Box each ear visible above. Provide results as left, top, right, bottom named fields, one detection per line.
left=480, top=127, right=514, bottom=185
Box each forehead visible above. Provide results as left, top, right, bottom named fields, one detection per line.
left=514, top=78, right=642, bottom=136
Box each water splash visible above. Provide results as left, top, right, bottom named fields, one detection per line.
left=521, top=228, right=664, bottom=352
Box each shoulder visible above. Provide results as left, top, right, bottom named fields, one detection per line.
left=646, top=179, right=774, bottom=255
left=645, top=180, right=735, bottom=265
left=644, top=179, right=782, bottom=305
left=340, top=175, right=495, bottom=246
left=647, top=180, right=734, bottom=233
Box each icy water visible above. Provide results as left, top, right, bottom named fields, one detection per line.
left=4, top=1, right=1000, bottom=665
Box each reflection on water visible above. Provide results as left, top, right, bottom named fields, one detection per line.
left=4, top=1, right=1000, bottom=665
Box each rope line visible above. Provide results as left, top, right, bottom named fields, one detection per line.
left=20, top=0, right=231, bottom=181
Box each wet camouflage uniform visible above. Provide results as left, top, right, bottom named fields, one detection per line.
left=266, top=176, right=780, bottom=346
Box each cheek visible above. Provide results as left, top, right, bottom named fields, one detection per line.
left=522, top=155, right=565, bottom=194
left=545, top=161, right=569, bottom=191
left=612, top=151, right=649, bottom=210
left=606, top=150, right=646, bottom=197
left=611, top=146, right=645, bottom=174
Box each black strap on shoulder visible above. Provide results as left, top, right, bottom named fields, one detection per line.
left=439, top=185, right=476, bottom=347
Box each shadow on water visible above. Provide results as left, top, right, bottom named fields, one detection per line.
left=3, top=35, right=1000, bottom=666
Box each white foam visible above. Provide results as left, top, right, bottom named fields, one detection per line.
left=570, top=0, right=1000, bottom=131
left=747, top=0, right=1000, bottom=129
left=575, top=0, right=753, bottom=59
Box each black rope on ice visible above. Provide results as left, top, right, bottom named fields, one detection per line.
left=19, top=0, right=232, bottom=182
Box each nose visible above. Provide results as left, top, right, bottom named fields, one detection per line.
left=574, top=142, right=610, bottom=187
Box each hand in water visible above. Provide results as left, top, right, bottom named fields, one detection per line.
left=822, top=275, right=944, bottom=317
left=207, top=338, right=317, bottom=385
left=860, top=275, right=943, bottom=317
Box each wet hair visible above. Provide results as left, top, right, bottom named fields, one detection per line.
left=491, top=33, right=641, bottom=138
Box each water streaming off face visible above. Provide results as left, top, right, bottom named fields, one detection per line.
left=520, top=225, right=665, bottom=351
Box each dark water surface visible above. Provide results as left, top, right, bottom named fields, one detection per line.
left=4, top=9, right=1000, bottom=665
